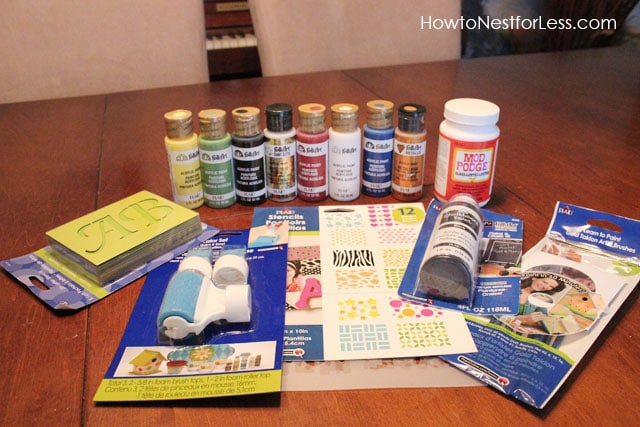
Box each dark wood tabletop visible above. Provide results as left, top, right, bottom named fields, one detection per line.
left=1, top=45, right=638, bottom=426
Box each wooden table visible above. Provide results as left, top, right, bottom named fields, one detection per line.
left=1, top=45, right=638, bottom=426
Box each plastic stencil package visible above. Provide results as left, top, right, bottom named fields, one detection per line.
left=440, top=202, right=640, bottom=409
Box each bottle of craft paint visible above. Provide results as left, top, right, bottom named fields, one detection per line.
left=264, top=103, right=297, bottom=202
left=417, top=193, right=483, bottom=305
left=329, top=103, right=361, bottom=201
left=197, top=109, right=235, bottom=208
left=391, top=103, right=427, bottom=201
left=231, top=106, right=267, bottom=206
left=163, top=109, right=204, bottom=209
left=362, top=100, right=394, bottom=197
left=296, top=103, right=329, bottom=202
left=434, top=98, right=500, bottom=207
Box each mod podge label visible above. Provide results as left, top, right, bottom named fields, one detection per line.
left=434, top=134, right=498, bottom=204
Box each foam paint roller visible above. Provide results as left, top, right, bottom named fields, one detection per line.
left=212, top=254, right=249, bottom=287
left=157, top=249, right=251, bottom=341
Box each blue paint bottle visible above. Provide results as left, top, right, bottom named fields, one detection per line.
left=362, top=100, right=394, bottom=197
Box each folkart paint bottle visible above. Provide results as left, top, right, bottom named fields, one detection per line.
left=231, top=106, right=267, bottom=206
left=362, top=100, right=394, bottom=197
left=296, top=103, right=329, bottom=202
left=329, top=103, right=361, bottom=201
left=417, top=193, right=483, bottom=305
left=163, top=109, right=204, bottom=209
left=434, top=98, right=500, bottom=207
left=198, top=109, right=235, bottom=208
left=391, top=103, right=427, bottom=201
left=264, top=103, right=297, bottom=202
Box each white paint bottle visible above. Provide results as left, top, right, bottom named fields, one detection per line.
left=434, top=98, right=500, bottom=207
left=329, top=103, right=361, bottom=201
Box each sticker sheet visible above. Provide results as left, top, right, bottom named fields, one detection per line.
left=250, top=204, right=476, bottom=361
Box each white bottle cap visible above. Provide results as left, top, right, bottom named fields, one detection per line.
left=444, top=98, right=499, bottom=126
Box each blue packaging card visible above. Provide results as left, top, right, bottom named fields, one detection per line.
left=399, top=199, right=523, bottom=314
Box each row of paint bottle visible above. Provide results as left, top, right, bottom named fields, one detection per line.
left=163, top=98, right=499, bottom=209
left=361, top=98, right=500, bottom=207
left=294, top=101, right=430, bottom=203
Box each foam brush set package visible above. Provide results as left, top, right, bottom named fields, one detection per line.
left=94, top=229, right=289, bottom=402
left=439, top=202, right=640, bottom=409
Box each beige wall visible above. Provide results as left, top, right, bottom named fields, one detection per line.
left=250, top=0, right=461, bottom=76
left=0, top=0, right=209, bottom=104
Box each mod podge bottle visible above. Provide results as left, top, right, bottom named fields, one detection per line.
left=231, top=106, right=267, bottom=206
left=391, top=103, right=427, bottom=201
left=362, top=100, right=394, bottom=197
left=329, top=103, right=361, bottom=202
left=433, top=98, right=500, bottom=207
left=296, top=103, right=329, bottom=202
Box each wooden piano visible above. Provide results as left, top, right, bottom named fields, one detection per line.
left=204, top=1, right=262, bottom=80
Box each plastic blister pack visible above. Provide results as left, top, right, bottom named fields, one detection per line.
left=95, top=229, right=289, bottom=402
left=157, top=247, right=252, bottom=344
left=440, top=202, right=640, bottom=409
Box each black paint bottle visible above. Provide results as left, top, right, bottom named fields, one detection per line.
left=231, top=106, right=267, bottom=205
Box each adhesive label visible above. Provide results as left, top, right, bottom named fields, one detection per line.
left=392, top=139, right=426, bottom=194
left=434, top=134, right=498, bottom=204
left=363, top=135, right=393, bottom=195
left=200, top=146, right=235, bottom=206
left=233, top=145, right=266, bottom=202
left=329, top=136, right=361, bottom=200
left=166, top=147, right=203, bottom=206
left=296, top=139, right=328, bottom=199
left=266, top=137, right=297, bottom=199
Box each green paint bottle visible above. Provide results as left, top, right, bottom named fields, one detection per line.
left=198, top=109, right=235, bottom=208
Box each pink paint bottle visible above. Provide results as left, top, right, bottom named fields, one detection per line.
left=296, top=103, right=329, bottom=202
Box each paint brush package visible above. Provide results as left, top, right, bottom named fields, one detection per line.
left=440, top=202, right=640, bottom=409
left=94, top=228, right=288, bottom=402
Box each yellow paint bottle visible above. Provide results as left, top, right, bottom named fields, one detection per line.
left=163, top=110, right=204, bottom=209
